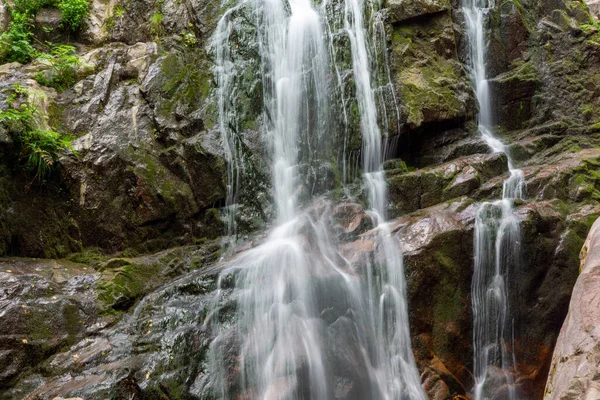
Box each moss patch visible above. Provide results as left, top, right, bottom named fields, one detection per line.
left=96, top=259, right=162, bottom=312
left=390, top=11, right=471, bottom=129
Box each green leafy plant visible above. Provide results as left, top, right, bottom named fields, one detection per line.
left=21, top=128, right=73, bottom=179
left=13, top=0, right=54, bottom=13
left=179, top=30, right=198, bottom=48
left=35, top=44, right=81, bottom=91
left=0, top=85, right=75, bottom=182
left=0, top=0, right=89, bottom=64
left=114, top=4, right=125, bottom=17
left=58, top=0, right=90, bottom=31
left=0, top=12, right=37, bottom=64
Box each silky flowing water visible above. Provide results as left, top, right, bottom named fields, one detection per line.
left=462, top=0, right=524, bottom=399
left=208, top=0, right=426, bottom=398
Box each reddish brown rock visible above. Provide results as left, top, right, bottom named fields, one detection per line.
left=544, top=217, right=600, bottom=400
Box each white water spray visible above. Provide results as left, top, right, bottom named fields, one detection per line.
left=345, top=0, right=426, bottom=397
left=462, top=0, right=524, bottom=398
left=209, top=0, right=426, bottom=398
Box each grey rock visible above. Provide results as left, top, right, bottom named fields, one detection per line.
left=589, top=0, right=600, bottom=19
left=0, top=0, right=9, bottom=33
left=34, top=7, right=63, bottom=30
left=387, top=0, right=451, bottom=23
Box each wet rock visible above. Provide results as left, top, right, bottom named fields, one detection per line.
left=489, top=62, right=539, bottom=131
left=332, top=202, right=373, bottom=240
left=0, top=0, right=11, bottom=33
left=0, top=258, right=99, bottom=389
left=443, top=165, right=479, bottom=199
left=524, top=148, right=600, bottom=203
left=91, top=0, right=225, bottom=46
left=544, top=217, right=600, bottom=400
left=326, top=317, right=380, bottom=399
left=10, top=268, right=222, bottom=400
left=389, top=8, right=475, bottom=132
left=387, top=152, right=508, bottom=217
left=84, top=0, right=116, bottom=44
left=388, top=0, right=451, bottom=23
left=51, top=43, right=227, bottom=253
left=1, top=242, right=222, bottom=399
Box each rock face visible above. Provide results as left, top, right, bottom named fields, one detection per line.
left=389, top=0, right=475, bottom=132
left=587, top=0, right=600, bottom=19
left=0, top=0, right=599, bottom=398
left=544, top=217, right=600, bottom=400
left=0, top=243, right=222, bottom=398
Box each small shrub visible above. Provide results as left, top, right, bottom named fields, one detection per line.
left=0, top=0, right=89, bottom=64
left=0, top=12, right=37, bottom=64
left=20, top=128, right=73, bottom=179
left=58, top=0, right=90, bottom=31
left=179, top=31, right=198, bottom=48
left=13, top=0, right=54, bottom=13
left=35, top=44, right=81, bottom=91
left=0, top=85, right=75, bottom=181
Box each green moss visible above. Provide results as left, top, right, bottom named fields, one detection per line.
left=391, top=12, right=469, bottom=128
left=26, top=308, right=53, bottom=341
left=157, top=52, right=212, bottom=119
left=66, top=247, right=107, bottom=264
left=128, top=148, right=196, bottom=212
left=568, top=156, right=600, bottom=201
left=383, top=158, right=408, bottom=173
left=430, top=246, right=465, bottom=357
left=96, top=259, right=162, bottom=312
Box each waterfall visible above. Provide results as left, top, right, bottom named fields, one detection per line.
left=462, top=0, right=524, bottom=399
left=208, top=0, right=426, bottom=398
left=345, top=0, right=426, bottom=397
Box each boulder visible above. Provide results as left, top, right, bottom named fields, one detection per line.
left=0, top=259, right=100, bottom=390
left=0, top=242, right=221, bottom=398
left=387, top=0, right=451, bottom=23
left=386, top=152, right=508, bottom=217
left=34, top=7, right=62, bottom=30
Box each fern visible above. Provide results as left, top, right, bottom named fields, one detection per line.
left=0, top=85, right=75, bottom=182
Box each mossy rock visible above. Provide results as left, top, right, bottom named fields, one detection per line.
left=390, top=11, right=474, bottom=130
left=387, top=0, right=451, bottom=23
left=97, top=259, right=162, bottom=312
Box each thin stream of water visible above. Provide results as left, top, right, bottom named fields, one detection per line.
left=462, top=0, right=524, bottom=398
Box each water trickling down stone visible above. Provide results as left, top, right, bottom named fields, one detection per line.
left=462, top=0, right=525, bottom=398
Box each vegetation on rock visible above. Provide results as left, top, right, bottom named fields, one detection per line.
left=0, top=84, right=74, bottom=182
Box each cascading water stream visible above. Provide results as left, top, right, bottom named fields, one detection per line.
left=208, top=0, right=427, bottom=398
left=462, top=0, right=524, bottom=399
left=345, top=0, right=426, bottom=397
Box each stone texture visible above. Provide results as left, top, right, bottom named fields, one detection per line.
left=387, top=152, right=508, bottom=217
left=544, top=217, right=600, bottom=400
left=0, top=0, right=600, bottom=398
left=587, top=0, right=600, bottom=19
left=388, top=0, right=451, bottom=23
left=389, top=8, right=475, bottom=131
left=0, top=0, right=10, bottom=33
left=0, top=242, right=221, bottom=398
left=34, top=7, right=63, bottom=30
